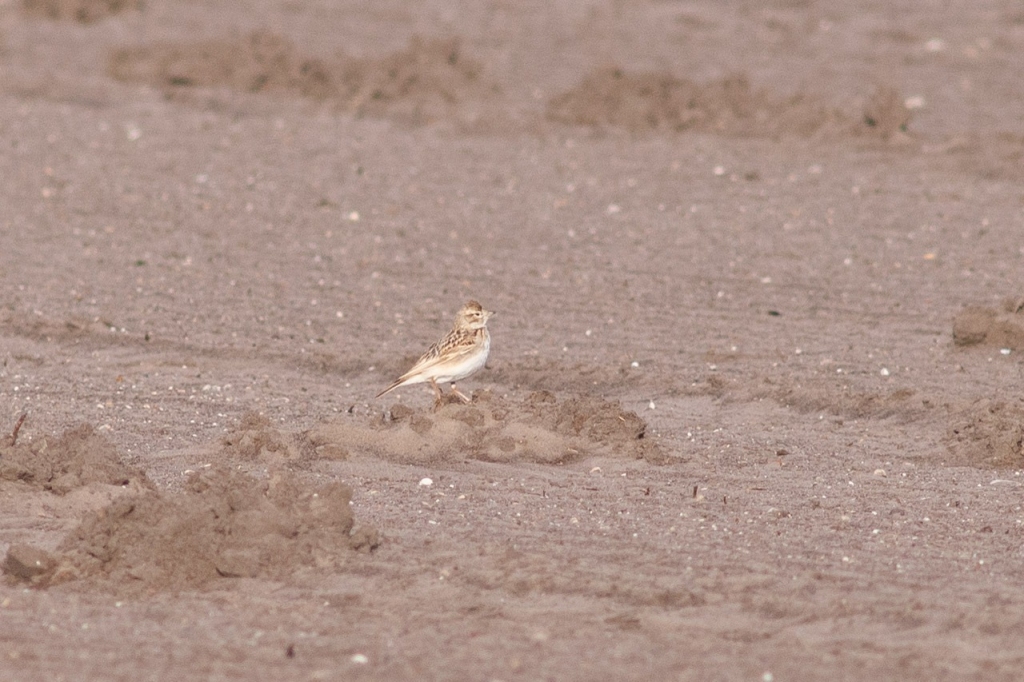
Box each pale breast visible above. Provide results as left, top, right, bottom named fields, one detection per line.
left=431, top=329, right=490, bottom=384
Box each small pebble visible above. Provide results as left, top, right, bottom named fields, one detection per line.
left=873, top=469, right=887, bottom=477
left=418, top=478, right=433, bottom=487
left=350, top=654, right=368, bottom=664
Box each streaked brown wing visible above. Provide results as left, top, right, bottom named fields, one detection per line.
left=397, top=329, right=477, bottom=381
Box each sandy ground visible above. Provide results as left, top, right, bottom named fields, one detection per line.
left=2, top=1, right=1024, bottom=680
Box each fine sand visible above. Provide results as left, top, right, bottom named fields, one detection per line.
left=2, top=1, right=1024, bottom=680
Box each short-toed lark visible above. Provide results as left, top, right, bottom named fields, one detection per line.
left=377, top=300, right=494, bottom=404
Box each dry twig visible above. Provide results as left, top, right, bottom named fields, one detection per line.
left=9, top=412, right=27, bottom=446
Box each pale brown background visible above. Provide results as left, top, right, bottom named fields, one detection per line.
left=2, top=0, right=1024, bottom=680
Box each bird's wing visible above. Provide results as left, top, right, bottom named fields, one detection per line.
left=376, top=329, right=479, bottom=398
left=398, top=329, right=478, bottom=379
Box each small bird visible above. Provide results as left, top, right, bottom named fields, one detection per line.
left=376, top=300, right=494, bottom=404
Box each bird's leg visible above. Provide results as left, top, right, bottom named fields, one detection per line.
left=430, top=378, right=444, bottom=409
left=450, top=383, right=472, bottom=403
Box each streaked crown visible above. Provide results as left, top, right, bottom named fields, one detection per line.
left=456, top=300, right=494, bottom=330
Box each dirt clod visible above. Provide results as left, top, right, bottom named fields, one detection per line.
left=953, top=302, right=1024, bottom=350
left=306, top=392, right=666, bottom=465
left=16, top=467, right=369, bottom=593
left=108, top=33, right=489, bottom=125
left=947, top=400, right=1024, bottom=468
left=0, top=424, right=150, bottom=494
left=546, top=68, right=851, bottom=138
left=3, top=544, right=57, bottom=583
left=22, top=0, right=140, bottom=23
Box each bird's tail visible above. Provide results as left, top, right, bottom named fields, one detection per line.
left=375, top=380, right=403, bottom=399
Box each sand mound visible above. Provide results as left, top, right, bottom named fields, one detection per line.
left=5, top=467, right=377, bottom=592
left=765, top=383, right=922, bottom=421
left=2, top=310, right=121, bottom=345
left=220, top=412, right=300, bottom=463
left=304, top=391, right=667, bottom=465
left=953, top=300, right=1024, bottom=350
left=108, top=32, right=491, bottom=125
left=0, top=423, right=150, bottom=494
left=22, top=0, right=140, bottom=23
left=547, top=69, right=908, bottom=139
left=946, top=399, right=1024, bottom=469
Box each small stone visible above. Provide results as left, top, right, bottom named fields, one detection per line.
left=3, top=544, right=56, bottom=581
left=952, top=307, right=996, bottom=346
left=388, top=404, right=414, bottom=422
left=349, top=526, right=381, bottom=553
